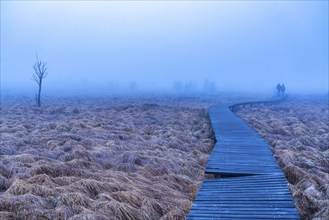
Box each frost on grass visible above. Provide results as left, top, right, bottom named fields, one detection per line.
left=0, top=97, right=215, bottom=219
left=237, top=95, right=329, bottom=220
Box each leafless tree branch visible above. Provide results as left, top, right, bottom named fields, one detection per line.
left=32, top=53, right=48, bottom=107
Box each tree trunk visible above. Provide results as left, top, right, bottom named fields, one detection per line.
left=38, top=79, right=42, bottom=107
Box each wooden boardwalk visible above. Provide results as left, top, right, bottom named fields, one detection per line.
left=188, top=104, right=300, bottom=219
left=207, top=106, right=282, bottom=176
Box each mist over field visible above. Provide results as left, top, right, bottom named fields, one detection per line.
left=1, top=2, right=329, bottom=219
left=1, top=1, right=328, bottom=97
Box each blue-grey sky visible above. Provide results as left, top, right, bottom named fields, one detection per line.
left=1, top=1, right=328, bottom=95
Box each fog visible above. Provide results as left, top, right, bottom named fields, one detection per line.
left=1, top=1, right=328, bottom=96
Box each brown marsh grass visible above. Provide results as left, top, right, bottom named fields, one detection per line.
left=1, top=94, right=327, bottom=220
left=237, top=95, right=329, bottom=220
left=0, top=96, right=216, bottom=219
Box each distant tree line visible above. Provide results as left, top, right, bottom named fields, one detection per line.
left=172, top=80, right=217, bottom=94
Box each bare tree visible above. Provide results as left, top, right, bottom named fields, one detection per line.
left=32, top=54, right=48, bottom=107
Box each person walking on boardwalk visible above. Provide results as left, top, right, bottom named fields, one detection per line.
left=276, top=83, right=282, bottom=97
left=281, top=84, right=285, bottom=96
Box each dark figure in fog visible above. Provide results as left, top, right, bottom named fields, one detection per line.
left=276, top=83, right=282, bottom=97
left=281, top=84, right=285, bottom=96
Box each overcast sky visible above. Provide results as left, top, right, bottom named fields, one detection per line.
left=1, top=1, right=328, bottom=95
